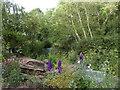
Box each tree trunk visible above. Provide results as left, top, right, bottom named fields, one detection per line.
left=84, top=5, right=93, bottom=39
left=75, top=3, right=87, bottom=40
left=71, top=16, right=81, bottom=41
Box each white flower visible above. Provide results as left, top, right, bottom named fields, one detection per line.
left=77, top=61, right=80, bottom=63
left=88, top=66, right=90, bottom=69
left=89, top=64, right=91, bottom=66
left=71, top=80, right=74, bottom=83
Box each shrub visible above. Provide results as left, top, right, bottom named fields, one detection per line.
left=2, top=60, right=25, bottom=88
left=24, top=74, right=43, bottom=88
left=43, top=65, right=75, bottom=88
left=75, top=64, right=118, bottom=88
left=67, top=50, right=78, bottom=63
left=84, top=47, right=118, bottom=76
left=74, top=67, right=91, bottom=88
left=22, top=41, right=44, bottom=58
left=36, top=54, right=47, bottom=61
left=47, top=50, right=69, bottom=68
left=47, top=51, right=57, bottom=68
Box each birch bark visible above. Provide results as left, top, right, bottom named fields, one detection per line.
left=75, top=3, right=87, bottom=40
left=84, top=5, right=93, bottom=39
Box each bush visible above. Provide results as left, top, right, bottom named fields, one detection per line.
left=84, top=47, right=118, bottom=76
left=36, top=54, right=47, bottom=61
left=73, top=35, right=118, bottom=54
left=75, top=64, right=118, bottom=88
left=2, top=60, right=25, bottom=88
left=22, top=41, right=44, bottom=58
left=46, top=50, right=69, bottom=68
left=43, top=65, right=75, bottom=88
left=74, top=65, right=91, bottom=88
left=24, top=74, right=43, bottom=88
left=67, top=50, right=78, bottom=63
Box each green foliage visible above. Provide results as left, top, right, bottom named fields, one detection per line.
left=2, top=1, right=50, bottom=57
left=44, top=65, right=75, bottom=88
left=7, top=69, right=25, bottom=87
left=69, top=80, right=77, bottom=88
left=0, top=54, right=6, bottom=62
left=73, top=35, right=118, bottom=52
left=2, top=1, right=28, bottom=55
left=88, top=76, right=118, bottom=88
left=74, top=65, right=91, bottom=88
left=47, top=50, right=70, bottom=68
left=2, top=1, right=119, bottom=88
left=22, top=41, right=44, bottom=58
left=2, top=60, right=25, bottom=88
left=29, top=8, right=43, bottom=15
left=44, top=71, right=60, bottom=80
left=47, top=52, right=57, bottom=67
left=75, top=65, right=118, bottom=88
left=70, top=35, right=118, bottom=77
left=25, top=74, right=43, bottom=88
left=67, top=50, right=78, bottom=63
left=83, top=46, right=118, bottom=76
left=36, top=54, right=47, bottom=61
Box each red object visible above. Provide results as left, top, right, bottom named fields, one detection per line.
left=4, top=61, right=11, bottom=66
